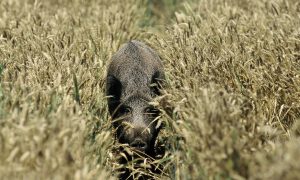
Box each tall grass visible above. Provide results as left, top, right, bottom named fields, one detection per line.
left=0, top=0, right=299, bottom=179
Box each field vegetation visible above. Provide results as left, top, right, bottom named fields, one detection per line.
left=0, top=0, right=300, bottom=179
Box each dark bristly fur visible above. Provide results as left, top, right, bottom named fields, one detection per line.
left=106, top=40, right=165, bottom=156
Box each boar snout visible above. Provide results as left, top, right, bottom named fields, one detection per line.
left=130, top=138, right=147, bottom=152
left=128, top=126, right=150, bottom=153
left=119, top=122, right=153, bottom=154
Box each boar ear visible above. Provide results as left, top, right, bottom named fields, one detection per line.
left=151, top=71, right=164, bottom=96
left=106, top=75, right=122, bottom=115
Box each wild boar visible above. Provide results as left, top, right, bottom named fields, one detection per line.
left=106, top=40, right=164, bottom=155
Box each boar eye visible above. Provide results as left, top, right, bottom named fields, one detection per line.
left=118, top=106, right=131, bottom=116
left=145, top=107, right=159, bottom=115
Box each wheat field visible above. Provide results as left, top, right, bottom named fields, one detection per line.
left=0, top=0, right=300, bottom=179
